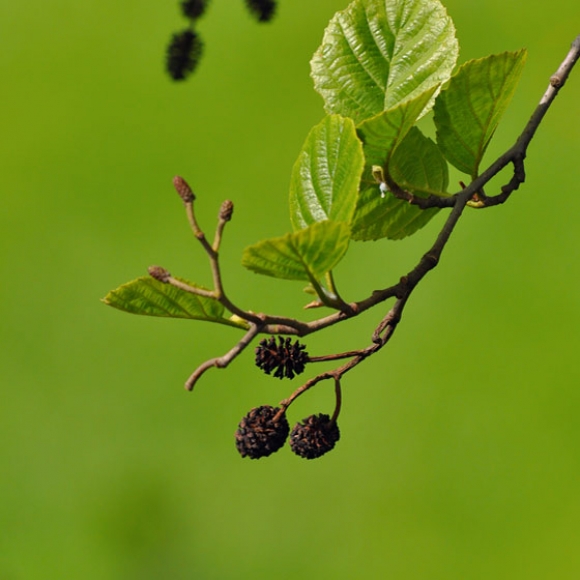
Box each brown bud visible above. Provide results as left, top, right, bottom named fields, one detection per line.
left=219, top=200, right=234, bottom=222
left=173, top=176, right=195, bottom=203
left=148, top=265, right=171, bottom=283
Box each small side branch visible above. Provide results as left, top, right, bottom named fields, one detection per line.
left=471, top=34, right=580, bottom=208
left=171, top=176, right=264, bottom=325
left=184, top=323, right=262, bottom=391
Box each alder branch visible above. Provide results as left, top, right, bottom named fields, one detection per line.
left=184, top=322, right=263, bottom=391
left=157, top=36, right=579, bottom=392
left=275, top=192, right=470, bottom=410
left=386, top=34, right=580, bottom=211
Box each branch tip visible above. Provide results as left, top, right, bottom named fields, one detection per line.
left=219, top=200, right=234, bottom=221
left=173, top=175, right=195, bottom=203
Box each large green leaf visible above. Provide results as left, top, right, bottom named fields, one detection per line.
left=351, top=127, right=447, bottom=240
left=102, top=277, right=246, bottom=328
left=311, top=0, right=459, bottom=123
left=434, top=49, right=527, bottom=177
left=289, top=114, right=364, bottom=231
left=242, top=220, right=350, bottom=281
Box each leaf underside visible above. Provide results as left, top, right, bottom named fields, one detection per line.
left=434, top=49, right=528, bottom=176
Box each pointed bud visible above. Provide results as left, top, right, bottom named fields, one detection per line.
left=219, top=200, right=234, bottom=222
left=148, top=265, right=171, bottom=283
left=173, top=175, right=195, bottom=203
left=371, top=165, right=386, bottom=184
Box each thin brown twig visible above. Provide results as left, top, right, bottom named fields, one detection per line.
left=384, top=35, right=580, bottom=211
left=330, top=378, right=342, bottom=424
left=184, top=322, right=262, bottom=391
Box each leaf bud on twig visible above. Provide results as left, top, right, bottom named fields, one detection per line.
left=219, top=199, right=234, bottom=222
left=148, top=265, right=171, bottom=283
left=173, top=175, right=195, bottom=203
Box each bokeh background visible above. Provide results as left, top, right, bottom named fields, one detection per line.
left=2, top=0, right=579, bottom=578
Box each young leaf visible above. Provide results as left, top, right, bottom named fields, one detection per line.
left=434, top=49, right=528, bottom=177
left=289, top=114, right=364, bottom=231
left=351, top=127, right=446, bottom=240
left=242, top=220, right=350, bottom=281
left=347, top=89, right=440, bottom=241
left=389, top=127, right=449, bottom=196
left=311, top=0, right=459, bottom=123
left=356, top=87, right=437, bottom=168
left=102, top=277, right=247, bottom=328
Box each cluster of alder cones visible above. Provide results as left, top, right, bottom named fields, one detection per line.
left=234, top=337, right=340, bottom=460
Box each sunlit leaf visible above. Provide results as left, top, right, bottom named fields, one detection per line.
left=242, top=221, right=350, bottom=281
left=289, top=114, right=364, bottom=231
left=311, top=0, right=459, bottom=123
left=434, top=49, right=527, bottom=177
left=102, top=277, right=247, bottom=328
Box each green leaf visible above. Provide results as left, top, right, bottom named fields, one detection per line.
left=289, top=114, right=364, bottom=231
left=389, top=127, right=449, bottom=196
left=351, top=128, right=446, bottom=240
left=434, top=49, right=527, bottom=177
left=242, top=220, right=350, bottom=281
left=311, top=0, right=459, bottom=123
left=356, top=87, right=437, bottom=167
left=349, top=90, right=440, bottom=241
left=102, top=277, right=247, bottom=328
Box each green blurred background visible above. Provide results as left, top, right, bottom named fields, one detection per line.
left=1, top=0, right=579, bottom=578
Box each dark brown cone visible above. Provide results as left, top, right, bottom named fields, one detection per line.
left=289, top=414, right=340, bottom=459
left=254, top=336, right=308, bottom=380
left=235, top=406, right=289, bottom=459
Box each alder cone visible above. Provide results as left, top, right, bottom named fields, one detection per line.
left=255, top=336, right=308, bottom=380
left=290, top=414, right=340, bottom=459
left=235, top=406, right=289, bottom=459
